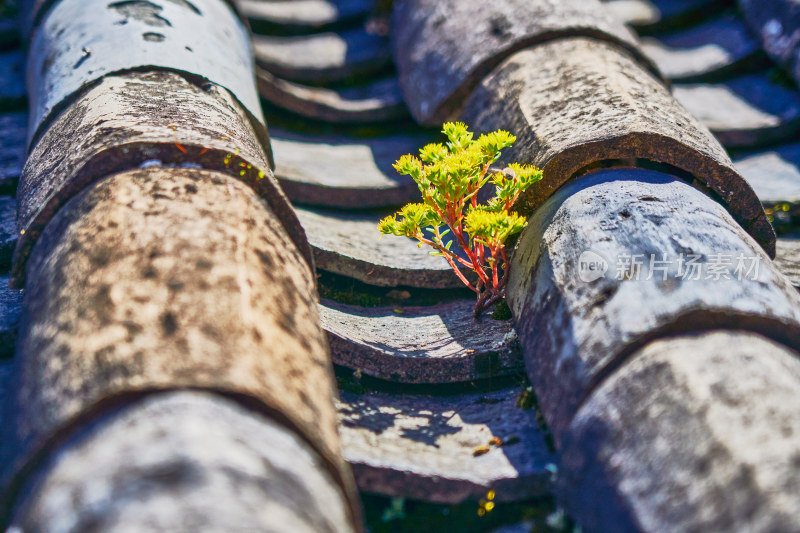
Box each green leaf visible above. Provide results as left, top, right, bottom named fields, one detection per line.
left=442, top=121, right=473, bottom=149
left=393, top=154, right=422, bottom=178
left=419, top=143, right=448, bottom=163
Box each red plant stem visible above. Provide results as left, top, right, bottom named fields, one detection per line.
left=430, top=227, right=473, bottom=269
left=415, top=234, right=478, bottom=293
left=416, top=234, right=473, bottom=270
left=422, top=189, right=447, bottom=222
left=478, top=290, right=506, bottom=314
left=445, top=256, right=478, bottom=293
left=446, top=203, right=478, bottom=268
left=471, top=244, right=514, bottom=317
left=472, top=163, right=494, bottom=276
left=447, top=204, right=491, bottom=288
left=491, top=246, right=499, bottom=289
left=505, top=190, right=523, bottom=212
left=453, top=226, right=490, bottom=286
left=473, top=292, right=489, bottom=317
left=425, top=190, right=494, bottom=290
left=497, top=254, right=511, bottom=292
left=498, top=269, right=509, bottom=291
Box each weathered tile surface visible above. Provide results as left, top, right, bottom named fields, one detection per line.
left=507, top=169, right=800, bottom=442
left=560, top=331, right=800, bottom=533
left=640, top=16, right=763, bottom=81
left=297, top=206, right=468, bottom=289
left=673, top=73, right=800, bottom=148
left=272, top=128, right=423, bottom=208
left=392, top=0, right=654, bottom=125
left=338, top=387, right=554, bottom=503
left=12, top=0, right=800, bottom=529
left=26, top=0, right=265, bottom=150
left=11, top=168, right=353, bottom=513
left=322, top=299, right=522, bottom=384
left=735, top=142, right=800, bottom=205
left=14, top=71, right=311, bottom=287
left=461, top=38, right=774, bottom=255
left=239, top=0, right=371, bottom=34
left=253, top=28, right=390, bottom=85
left=9, top=0, right=365, bottom=529
left=258, top=69, right=408, bottom=123
left=9, top=391, right=354, bottom=533
left=775, top=238, right=800, bottom=289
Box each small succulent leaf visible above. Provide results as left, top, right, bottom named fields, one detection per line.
left=419, top=142, right=449, bottom=163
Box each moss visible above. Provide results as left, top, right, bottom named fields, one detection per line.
left=516, top=386, right=536, bottom=410
left=491, top=299, right=512, bottom=321
left=319, top=283, right=384, bottom=308
left=516, top=384, right=556, bottom=453
left=336, top=374, right=369, bottom=395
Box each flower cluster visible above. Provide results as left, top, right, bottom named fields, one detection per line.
left=378, top=122, right=542, bottom=317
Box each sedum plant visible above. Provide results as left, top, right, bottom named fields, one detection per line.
left=378, top=122, right=542, bottom=317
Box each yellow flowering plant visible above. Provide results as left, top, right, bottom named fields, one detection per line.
left=378, top=122, right=542, bottom=317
